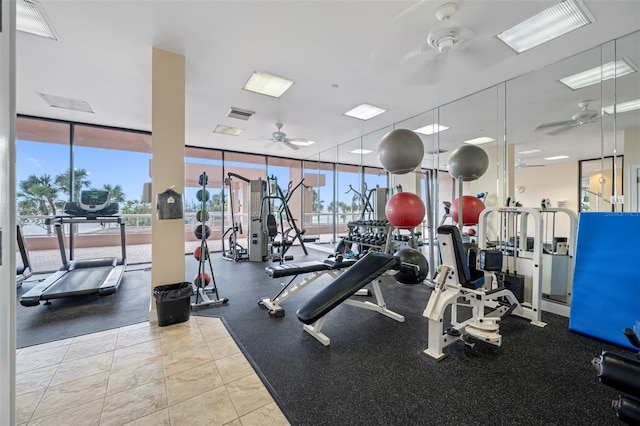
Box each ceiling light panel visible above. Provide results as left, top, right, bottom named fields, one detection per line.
left=516, top=148, right=543, bottom=154
left=463, top=136, right=495, bottom=145
left=37, top=93, right=94, bottom=113
left=17, top=0, right=59, bottom=40
left=544, top=155, right=570, bottom=160
left=242, top=71, right=294, bottom=98
left=213, top=125, right=244, bottom=136
left=603, top=98, right=640, bottom=115
left=414, top=124, right=450, bottom=135
left=497, top=0, right=592, bottom=53
left=560, top=59, right=637, bottom=90
left=289, top=140, right=315, bottom=146
left=344, top=104, right=386, bottom=120
left=349, top=149, right=374, bottom=154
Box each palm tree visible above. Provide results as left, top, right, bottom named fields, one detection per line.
left=55, top=168, right=91, bottom=201
left=209, top=191, right=226, bottom=212
left=312, top=189, right=324, bottom=213
left=17, top=174, right=60, bottom=234
left=101, top=184, right=126, bottom=203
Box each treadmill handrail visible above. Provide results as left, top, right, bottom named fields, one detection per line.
left=45, top=215, right=123, bottom=225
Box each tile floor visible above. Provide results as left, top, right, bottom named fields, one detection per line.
left=15, top=316, right=290, bottom=426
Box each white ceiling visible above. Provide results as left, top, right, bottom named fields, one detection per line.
left=16, top=1, right=640, bottom=168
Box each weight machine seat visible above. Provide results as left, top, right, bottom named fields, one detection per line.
left=296, top=252, right=400, bottom=325
left=438, top=225, right=484, bottom=289
left=265, top=258, right=356, bottom=279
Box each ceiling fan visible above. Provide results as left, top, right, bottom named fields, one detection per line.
left=260, top=123, right=313, bottom=150
left=534, top=102, right=601, bottom=135
left=515, top=159, right=545, bottom=169
left=371, top=2, right=507, bottom=85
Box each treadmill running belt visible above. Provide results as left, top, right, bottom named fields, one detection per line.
left=42, top=266, right=113, bottom=298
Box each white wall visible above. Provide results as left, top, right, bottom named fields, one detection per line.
left=514, top=161, right=579, bottom=240
left=624, top=127, right=640, bottom=212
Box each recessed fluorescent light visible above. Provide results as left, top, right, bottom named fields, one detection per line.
left=560, top=59, right=637, bottom=90
left=497, top=0, right=592, bottom=53
left=349, top=148, right=374, bottom=154
left=213, top=125, right=244, bottom=136
left=242, top=70, right=294, bottom=98
left=603, top=98, right=640, bottom=115
left=414, top=124, right=450, bottom=135
left=464, top=136, right=495, bottom=145
left=544, top=155, right=570, bottom=161
left=344, top=104, right=386, bottom=120
left=288, top=139, right=315, bottom=147
left=37, top=93, right=94, bottom=113
left=17, top=0, right=59, bottom=41
left=516, top=148, right=543, bottom=155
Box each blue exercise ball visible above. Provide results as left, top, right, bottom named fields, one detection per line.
left=377, top=129, right=424, bottom=174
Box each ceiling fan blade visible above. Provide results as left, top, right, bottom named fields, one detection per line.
left=547, top=124, right=578, bottom=136
left=370, top=1, right=436, bottom=73
left=281, top=140, right=300, bottom=151
left=534, top=120, right=575, bottom=132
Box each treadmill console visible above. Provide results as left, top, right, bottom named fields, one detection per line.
left=80, top=190, right=110, bottom=211
left=64, top=190, right=119, bottom=217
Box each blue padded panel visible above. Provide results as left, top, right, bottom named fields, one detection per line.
left=569, top=213, right=640, bottom=350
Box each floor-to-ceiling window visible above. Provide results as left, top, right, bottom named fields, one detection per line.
left=185, top=147, right=224, bottom=253
left=16, top=117, right=153, bottom=271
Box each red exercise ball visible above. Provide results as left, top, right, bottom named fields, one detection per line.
left=194, top=246, right=209, bottom=261
left=450, top=196, right=485, bottom=226
left=193, top=273, right=210, bottom=288
left=385, top=192, right=425, bottom=229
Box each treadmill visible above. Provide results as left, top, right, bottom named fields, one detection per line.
left=20, top=190, right=127, bottom=307
left=16, top=224, right=33, bottom=287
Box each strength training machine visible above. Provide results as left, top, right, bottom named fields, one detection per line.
left=423, top=225, right=524, bottom=359
left=20, top=190, right=127, bottom=307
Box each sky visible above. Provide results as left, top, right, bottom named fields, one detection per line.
left=17, top=140, right=151, bottom=203
left=16, top=140, right=382, bottom=211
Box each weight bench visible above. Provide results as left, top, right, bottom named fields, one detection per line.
left=259, top=257, right=358, bottom=317
left=296, top=252, right=405, bottom=346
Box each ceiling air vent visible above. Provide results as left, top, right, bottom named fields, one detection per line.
left=227, top=107, right=255, bottom=121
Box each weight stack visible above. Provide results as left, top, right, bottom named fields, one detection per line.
left=502, top=272, right=525, bottom=303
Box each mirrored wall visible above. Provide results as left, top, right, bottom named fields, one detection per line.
left=309, top=30, right=640, bottom=309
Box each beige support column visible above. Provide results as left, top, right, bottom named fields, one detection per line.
left=150, top=47, right=186, bottom=322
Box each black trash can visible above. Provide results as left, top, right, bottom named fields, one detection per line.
left=153, top=282, right=193, bottom=326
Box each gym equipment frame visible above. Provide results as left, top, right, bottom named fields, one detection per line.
left=20, top=195, right=127, bottom=307
left=260, top=257, right=358, bottom=317
left=423, top=226, right=524, bottom=360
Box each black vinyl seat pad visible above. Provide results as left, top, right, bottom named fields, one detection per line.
left=265, top=259, right=356, bottom=279
left=296, top=252, right=400, bottom=325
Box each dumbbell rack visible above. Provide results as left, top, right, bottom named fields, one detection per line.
left=343, top=220, right=394, bottom=254
left=192, top=172, right=228, bottom=309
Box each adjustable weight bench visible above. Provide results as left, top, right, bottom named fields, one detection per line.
left=260, top=257, right=358, bottom=317
left=296, top=252, right=405, bottom=346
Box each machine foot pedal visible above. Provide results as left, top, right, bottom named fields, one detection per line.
left=446, top=328, right=461, bottom=337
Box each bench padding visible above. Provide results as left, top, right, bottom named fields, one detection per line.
left=296, top=252, right=400, bottom=325
left=265, top=259, right=356, bottom=279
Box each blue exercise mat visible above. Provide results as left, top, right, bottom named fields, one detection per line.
left=569, top=212, right=640, bottom=350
